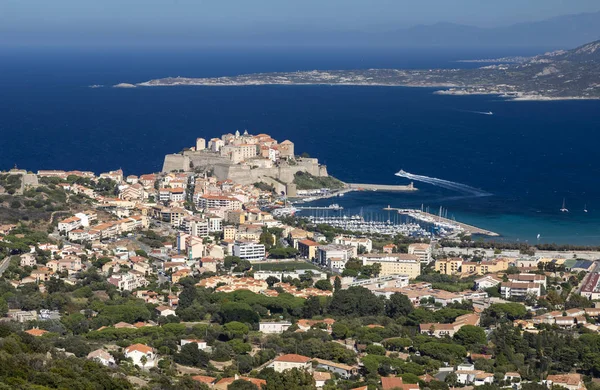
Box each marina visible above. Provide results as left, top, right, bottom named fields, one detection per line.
left=305, top=215, right=431, bottom=237
left=384, top=206, right=499, bottom=237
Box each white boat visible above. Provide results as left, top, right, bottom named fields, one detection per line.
left=584, top=204, right=588, bottom=213
left=560, top=198, right=569, bottom=213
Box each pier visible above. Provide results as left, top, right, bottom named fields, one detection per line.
left=296, top=205, right=344, bottom=211
left=347, top=182, right=417, bottom=192
left=384, top=207, right=499, bottom=237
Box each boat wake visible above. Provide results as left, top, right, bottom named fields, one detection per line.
left=395, top=170, right=492, bottom=197
left=458, top=109, right=493, bottom=115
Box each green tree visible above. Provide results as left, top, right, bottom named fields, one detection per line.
left=333, top=276, right=342, bottom=292
left=386, top=293, right=413, bottom=318
left=227, top=379, right=259, bottom=390
left=314, top=279, right=333, bottom=291
left=266, top=276, right=280, bottom=287
left=453, top=325, right=486, bottom=347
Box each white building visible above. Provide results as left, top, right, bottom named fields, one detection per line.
left=233, top=241, right=266, bottom=261
left=317, top=244, right=356, bottom=270
left=124, top=344, right=156, bottom=368
left=108, top=272, right=149, bottom=291
left=259, top=321, right=292, bottom=334
left=87, top=349, right=116, bottom=367
left=20, top=253, right=37, bottom=268
left=156, top=306, right=176, bottom=317
left=58, top=216, right=82, bottom=233
left=268, top=354, right=312, bottom=373
left=474, top=275, right=502, bottom=290
left=500, top=282, right=542, bottom=299
left=181, top=338, right=208, bottom=351
left=207, top=215, right=223, bottom=232
left=333, top=236, right=373, bottom=253
left=408, top=243, right=432, bottom=263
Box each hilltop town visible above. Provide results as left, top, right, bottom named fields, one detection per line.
left=1, top=131, right=600, bottom=389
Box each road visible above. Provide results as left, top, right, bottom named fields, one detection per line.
left=0, top=257, right=12, bottom=276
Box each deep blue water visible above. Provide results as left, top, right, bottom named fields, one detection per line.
left=1, top=46, right=599, bottom=244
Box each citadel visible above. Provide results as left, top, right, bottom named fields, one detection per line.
left=162, top=130, right=330, bottom=195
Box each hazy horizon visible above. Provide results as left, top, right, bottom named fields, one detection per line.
left=1, top=0, right=600, bottom=46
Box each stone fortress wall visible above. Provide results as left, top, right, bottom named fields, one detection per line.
left=162, top=150, right=329, bottom=186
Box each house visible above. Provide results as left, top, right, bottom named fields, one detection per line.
left=181, top=339, right=208, bottom=351
left=58, top=216, right=82, bottom=232
left=419, top=313, right=480, bottom=338
left=214, top=375, right=266, bottom=390
left=20, top=253, right=37, bottom=267
left=156, top=305, right=176, bottom=317
left=383, top=244, right=396, bottom=254
left=545, top=374, right=586, bottom=390
left=474, top=372, right=494, bottom=386
left=381, top=377, right=420, bottom=390
left=87, top=349, right=116, bottom=366
left=268, top=354, right=312, bottom=373
left=259, top=321, right=292, bottom=334
left=504, top=372, right=521, bottom=383
left=314, top=371, right=332, bottom=389
left=124, top=343, right=156, bottom=368
left=313, top=358, right=359, bottom=379
left=474, top=275, right=502, bottom=290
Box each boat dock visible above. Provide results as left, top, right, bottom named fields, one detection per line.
left=296, top=205, right=344, bottom=211
left=384, top=207, right=499, bottom=237
left=347, top=182, right=417, bottom=192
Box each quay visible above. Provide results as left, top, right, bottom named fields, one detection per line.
left=384, top=207, right=499, bottom=237
left=347, top=182, right=417, bottom=192
left=296, top=205, right=344, bottom=211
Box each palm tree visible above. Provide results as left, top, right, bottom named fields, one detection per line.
left=140, top=355, right=148, bottom=368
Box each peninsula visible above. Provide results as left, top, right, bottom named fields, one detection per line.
left=120, top=39, right=600, bottom=100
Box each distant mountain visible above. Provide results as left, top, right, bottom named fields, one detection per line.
left=390, top=12, right=600, bottom=47
left=240, top=12, right=600, bottom=49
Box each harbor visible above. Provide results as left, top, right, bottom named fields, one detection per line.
left=384, top=206, right=499, bottom=237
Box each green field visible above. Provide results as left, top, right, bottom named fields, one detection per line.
left=251, top=261, right=321, bottom=271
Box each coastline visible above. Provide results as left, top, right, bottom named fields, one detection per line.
left=112, top=80, right=600, bottom=101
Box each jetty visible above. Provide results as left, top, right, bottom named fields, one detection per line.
left=347, top=182, right=417, bottom=192
left=296, top=205, right=344, bottom=211
left=384, top=207, right=499, bottom=237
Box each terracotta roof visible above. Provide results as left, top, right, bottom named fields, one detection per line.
left=381, top=377, right=405, bottom=390
left=274, top=353, right=311, bottom=363
left=192, top=375, right=216, bottom=384
left=125, top=343, right=154, bottom=354
left=25, top=328, right=48, bottom=336
left=215, top=377, right=266, bottom=387
left=313, top=371, right=332, bottom=381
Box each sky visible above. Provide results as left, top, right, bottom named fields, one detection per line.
left=1, top=0, right=599, bottom=45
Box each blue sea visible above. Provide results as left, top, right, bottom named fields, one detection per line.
left=1, top=45, right=600, bottom=245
